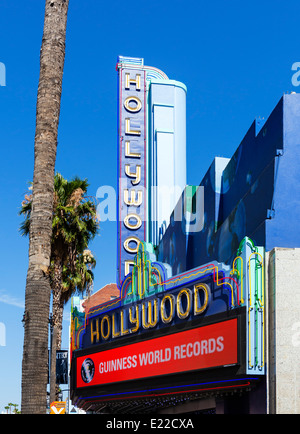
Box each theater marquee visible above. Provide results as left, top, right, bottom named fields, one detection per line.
left=70, top=236, right=265, bottom=408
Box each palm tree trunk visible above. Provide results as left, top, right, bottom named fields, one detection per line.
left=50, top=323, right=58, bottom=404
left=56, top=299, right=64, bottom=351
left=21, top=0, right=69, bottom=414
left=55, top=298, right=65, bottom=400
left=50, top=256, right=63, bottom=404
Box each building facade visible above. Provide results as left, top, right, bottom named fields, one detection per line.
left=69, top=57, right=300, bottom=414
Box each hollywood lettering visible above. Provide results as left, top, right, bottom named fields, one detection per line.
left=87, top=283, right=210, bottom=345
left=118, top=67, right=146, bottom=285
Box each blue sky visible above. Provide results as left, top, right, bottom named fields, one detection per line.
left=0, top=0, right=299, bottom=412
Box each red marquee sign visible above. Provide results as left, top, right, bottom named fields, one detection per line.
left=76, top=319, right=238, bottom=388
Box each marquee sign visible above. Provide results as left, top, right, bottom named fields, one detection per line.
left=71, top=237, right=265, bottom=381
left=117, top=62, right=147, bottom=286
left=76, top=319, right=238, bottom=388
left=76, top=241, right=239, bottom=349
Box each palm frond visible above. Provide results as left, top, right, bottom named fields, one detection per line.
left=20, top=171, right=99, bottom=304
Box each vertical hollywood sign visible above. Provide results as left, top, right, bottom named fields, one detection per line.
left=118, top=67, right=146, bottom=286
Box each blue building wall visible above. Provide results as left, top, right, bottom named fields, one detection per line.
left=265, top=94, right=300, bottom=250
left=157, top=93, right=300, bottom=274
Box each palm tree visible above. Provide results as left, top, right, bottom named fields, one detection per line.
left=8, top=403, right=13, bottom=414
left=12, top=404, right=20, bottom=414
left=56, top=249, right=96, bottom=350
left=20, top=172, right=99, bottom=404
left=22, top=0, right=70, bottom=414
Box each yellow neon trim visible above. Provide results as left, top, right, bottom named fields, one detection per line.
left=120, top=310, right=130, bottom=336
left=142, top=300, right=158, bottom=329
left=230, top=256, right=244, bottom=304
left=90, top=319, right=100, bottom=344
left=194, top=283, right=209, bottom=315
left=129, top=305, right=139, bottom=333
left=160, top=294, right=175, bottom=324
left=176, top=288, right=192, bottom=319
left=100, top=315, right=110, bottom=340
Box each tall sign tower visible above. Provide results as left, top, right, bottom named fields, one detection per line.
left=117, top=57, right=147, bottom=287
left=116, top=56, right=187, bottom=287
